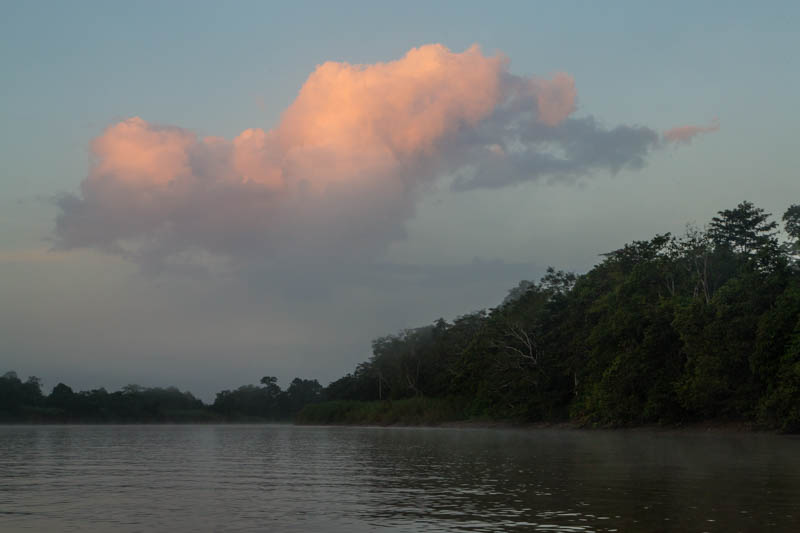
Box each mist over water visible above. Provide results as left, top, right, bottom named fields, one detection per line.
left=1, top=425, right=798, bottom=532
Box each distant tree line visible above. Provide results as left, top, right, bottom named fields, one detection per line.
left=0, top=374, right=210, bottom=422
left=0, top=372, right=323, bottom=423
left=3, top=201, right=800, bottom=431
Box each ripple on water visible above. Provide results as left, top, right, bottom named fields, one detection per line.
left=0, top=425, right=799, bottom=532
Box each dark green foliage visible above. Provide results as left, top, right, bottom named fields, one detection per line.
left=315, top=201, right=800, bottom=431
left=759, top=323, right=800, bottom=432
left=0, top=374, right=211, bottom=423
left=0, top=373, right=324, bottom=423
left=783, top=204, right=800, bottom=241
left=0, top=372, right=45, bottom=419
left=785, top=205, right=800, bottom=265
left=296, top=397, right=468, bottom=426
left=709, top=201, right=778, bottom=257
left=211, top=376, right=323, bottom=420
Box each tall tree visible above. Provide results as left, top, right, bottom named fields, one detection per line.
left=784, top=204, right=800, bottom=241
left=784, top=204, right=800, bottom=263
left=708, top=201, right=778, bottom=256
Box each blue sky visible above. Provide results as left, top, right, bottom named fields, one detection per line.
left=1, top=1, right=799, bottom=398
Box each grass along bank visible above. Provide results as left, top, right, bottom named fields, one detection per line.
left=295, top=397, right=475, bottom=426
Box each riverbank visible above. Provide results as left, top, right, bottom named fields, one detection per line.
left=294, top=398, right=775, bottom=433
left=294, top=397, right=469, bottom=426
left=2, top=398, right=776, bottom=433
left=0, top=407, right=282, bottom=425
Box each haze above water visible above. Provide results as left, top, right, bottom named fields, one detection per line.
left=1, top=425, right=798, bottom=532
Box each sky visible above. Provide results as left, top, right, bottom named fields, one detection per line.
left=2, top=1, right=799, bottom=400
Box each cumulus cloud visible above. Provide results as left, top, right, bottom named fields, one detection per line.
left=54, top=44, right=689, bottom=268
left=663, top=119, right=720, bottom=144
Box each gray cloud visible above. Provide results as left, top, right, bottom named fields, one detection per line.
left=450, top=113, right=660, bottom=190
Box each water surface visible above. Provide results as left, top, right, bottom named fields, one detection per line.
left=1, top=425, right=798, bottom=531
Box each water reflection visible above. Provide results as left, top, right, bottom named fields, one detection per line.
left=0, top=425, right=798, bottom=532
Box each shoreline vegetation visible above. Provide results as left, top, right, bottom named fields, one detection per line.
left=3, top=201, right=800, bottom=433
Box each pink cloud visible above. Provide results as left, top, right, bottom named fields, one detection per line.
left=278, top=44, right=507, bottom=185
left=530, top=72, right=577, bottom=127
left=232, top=128, right=284, bottom=188
left=82, top=45, right=579, bottom=194
left=663, top=119, right=720, bottom=144
left=90, top=117, right=196, bottom=187
left=55, top=44, right=664, bottom=268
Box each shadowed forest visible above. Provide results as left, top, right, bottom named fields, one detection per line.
left=3, top=201, right=800, bottom=431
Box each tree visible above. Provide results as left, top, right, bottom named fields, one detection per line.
left=709, top=201, right=778, bottom=256
left=48, top=383, right=76, bottom=410
left=286, top=378, right=323, bottom=413
left=502, top=280, right=536, bottom=306
left=0, top=372, right=44, bottom=419
left=540, top=267, right=577, bottom=295
left=671, top=225, right=715, bottom=302
left=784, top=204, right=800, bottom=241
left=784, top=205, right=800, bottom=264
left=260, top=376, right=282, bottom=399
left=758, top=315, right=800, bottom=432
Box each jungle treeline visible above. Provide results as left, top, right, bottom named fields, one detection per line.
left=3, top=201, right=800, bottom=431
left=303, top=201, right=800, bottom=431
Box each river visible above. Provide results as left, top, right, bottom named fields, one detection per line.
left=1, top=425, right=798, bottom=531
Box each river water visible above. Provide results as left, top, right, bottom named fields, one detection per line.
left=0, top=425, right=798, bottom=532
